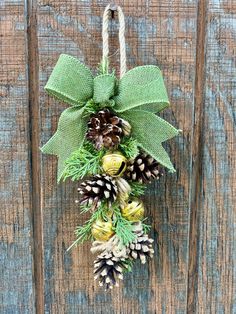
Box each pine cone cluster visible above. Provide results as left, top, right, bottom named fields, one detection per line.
left=127, top=223, right=154, bottom=264
left=126, top=152, right=163, bottom=184
left=77, top=174, right=118, bottom=208
left=94, top=251, right=128, bottom=290
left=86, top=108, right=131, bottom=149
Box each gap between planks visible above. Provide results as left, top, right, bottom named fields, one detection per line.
left=26, top=0, right=44, bottom=312
left=187, top=0, right=208, bottom=312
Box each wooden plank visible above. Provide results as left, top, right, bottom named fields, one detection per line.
left=37, top=0, right=198, bottom=312
left=188, top=0, right=236, bottom=312
left=0, top=1, right=36, bottom=313
left=27, top=0, right=45, bottom=311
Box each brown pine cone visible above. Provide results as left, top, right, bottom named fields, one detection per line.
left=94, top=251, right=128, bottom=289
left=77, top=174, right=118, bottom=208
left=86, top=108, right=131, bottom=149
left=125, top=152, right=163, bottom=184
left=127, top=222, right=154, bottom=264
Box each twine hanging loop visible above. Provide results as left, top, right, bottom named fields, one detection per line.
left=102, top=4, right=127, bottom=78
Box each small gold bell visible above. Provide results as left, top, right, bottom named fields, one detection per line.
left=121, top=199, right=145, bottom=222
left=91, top=218, right=114, bottom=241
left=102, top=151, right=127, bottom=177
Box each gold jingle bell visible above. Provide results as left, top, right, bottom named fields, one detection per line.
left=91, top=218, right=114, bottom=241
left=102, top=151, right=127, bottom=177
left=121, top=199, right=145, bottom=222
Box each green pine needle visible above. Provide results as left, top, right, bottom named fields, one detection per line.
left=123, top=258, right=134, bottom=273
left=119, top=137, right=139, bottom=159
left=112, top=204, right=137, bottom=246
left=84, top=98, right=116, bottom=115
left=84, top=99, right=101, bottom=115
left=61, top=141, right=105, bottom=181
left=67, top=202, right=110, bottom=251
left=129, top=181, right=147, bottom=197
left=79, top=203, right=93, bottom=214
left=142, top=220, right=152, bottom=234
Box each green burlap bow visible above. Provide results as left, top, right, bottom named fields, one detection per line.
left=41, top=54, right=179, bottom=181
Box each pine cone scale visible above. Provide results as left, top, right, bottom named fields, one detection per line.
left=94, top=251, right=127, bottom=289
left=77, top=175, right=117, bottom=208
left=125, top=152, right=163, bottom=184
left=86, top=108, right=130, bottom=149
left=127, top=222, right=154, bottom=264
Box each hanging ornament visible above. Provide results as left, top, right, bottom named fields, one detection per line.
left=91, top=218, right=114, bottom=241
left=121, top=199, right=145, bottom=222
left=102, top=151, right=127, bottom=177
left=41, top=4, right=179, bottom=290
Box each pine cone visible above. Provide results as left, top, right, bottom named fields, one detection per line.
left=125, top=152, right=163, bottom=184
left=86, top=108, right=131, bottom=149
left=77, top=175, right=118, bottom=208
left=127, top=222, right=154, bottom=264
left=91, top=234, right=128, bottom=258
left=94, top=251, right=128, bottom=289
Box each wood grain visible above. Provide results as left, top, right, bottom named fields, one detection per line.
left=187, top=0, right=208, bottom=312
left=37, top=0, right=197, bottom=313
left=1, top=0, right=235, bottom=313
left=27, top=0, right=44, bottom=312
left=190, top=0, right=236, bottom=312
left=0, top=1, right=35, bottom=313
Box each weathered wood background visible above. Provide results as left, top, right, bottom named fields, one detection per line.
left=0, top=0, right=235, bottom=313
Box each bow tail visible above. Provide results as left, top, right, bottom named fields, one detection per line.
left=41, top=107, right=88, bottom=181
left=120, top=110, right=180, bottom=172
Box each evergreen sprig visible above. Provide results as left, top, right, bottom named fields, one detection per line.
left=61, top=141, right=105, bottom=181
left=84, top=99, right=101, bottom=115
left=123, top=258, right=134, bottom=273
left=67, top=202, right=110, bottom=251
left=119, top=137, right=139, bottom=159
left=112, top=204, right=137, bottom=246
left=142, top=220, right=152, bottom=234
left=129, top=181, right=147, bottom=197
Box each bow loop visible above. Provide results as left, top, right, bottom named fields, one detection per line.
left=42, top=54, right=179, bottom=180
left=93, top=74, right=116, bottom=103
left=45, top=54, right=94, bottom=105
left=114, top=65, right=169, bottom=113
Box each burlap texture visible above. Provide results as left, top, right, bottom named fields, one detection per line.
left=41, top=54, right=178, bottom=180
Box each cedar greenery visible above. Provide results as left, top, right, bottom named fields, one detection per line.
left=61, top=141, right=105, bottom=181
left=84, top=98, right=116, bottom=115
left=119, top=137, right=139, bottom=159
left=142, top=220, right=152, bottom=234
left=68, top=201, right=139, bottom=251
left=129, top=181, right=147, bottom=197
left=84, top=99, right=101, bottom=115
left=112, top=204, right=137, bottom=246
left=122, top=258, right=134, bottom=273
left=67, top=202, right=110, bottom=251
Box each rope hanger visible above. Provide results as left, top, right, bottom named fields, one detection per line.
left=102, top=4, right=127, bottom=78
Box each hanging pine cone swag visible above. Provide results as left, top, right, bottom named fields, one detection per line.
left=41, top=4, right=180, bottom=290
